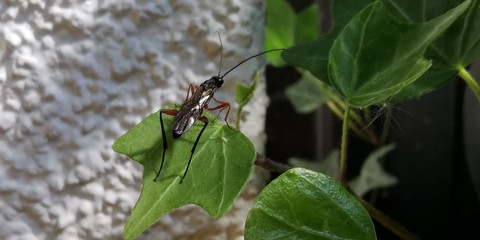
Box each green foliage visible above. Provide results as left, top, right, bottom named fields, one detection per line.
left=265, top=0, right=320, bottom=67
left=282, top=0, right=479, bottom=107
left=329, top=1, right=469, bottom=107
left=253, top=0, right=480, bottom=238
left=289, top=145, right=398, bottom=197
left=386, top=0, right=480, bottom=101
left=113, top=106, right=255, bottom=239
left=285, top=76, right=327, bottom=113
left=235, top=72, right=260, bottom=129
left=236, top=72, right=259, bottom=108
left=294, top=5, right=321, bottom=44
left=112, top=0, right=480, bottom=238
left=265, top=0, right=295, bottom=57
left=282, top=0, right=371, bottom=83
left=245, top=168, right=376, bottom=240
left=284, top=0, right=471, bottom=107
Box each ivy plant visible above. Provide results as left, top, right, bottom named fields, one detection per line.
left=113, top=74, right=262, bottom=239
left=246, top=168, right=376, bottom=240
left=113, top=106, right=256, bottom=239
left=252, top=0, right=478, bottom=239
left=113, top=0, right=479, bottom=239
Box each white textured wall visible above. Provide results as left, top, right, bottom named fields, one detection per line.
left=0, top=1, right=269, bottom=239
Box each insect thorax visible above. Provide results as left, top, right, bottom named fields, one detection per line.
left=201, top=76, right=223, bottom=91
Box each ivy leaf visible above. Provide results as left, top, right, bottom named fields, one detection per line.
left=265, top=0, right=295, bottom=67
left=328, top=1, right=470, bottom=107
left=112, top=106, right=256, bottom=239
left=235, top=72, right=259, bottom=108
left=282, top=0, right=371, bottom=83
left=289, top=145, right=398, bottom=197
left=235, top=72, right=259, bottom=129
left=285, top=77, right=327, bottom=113
left=349, top=144, right=398, bottom=197
left=294, top=5, right=320, bottom=45
left=245, top=168, right=376, bottom=240
left=282, top=38, right=333, bottom=83
left=384, top=0, right=480, bottom=101
left=266, top=0, right=320, bottom=67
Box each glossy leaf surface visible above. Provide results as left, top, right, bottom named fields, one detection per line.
left=245, top=168, right=376, bottom=240
left=266, top=0, right=320, bottom=67
left=384, top=0, right=480, bottom=101
left=328, top=1, right=470, bottom=107
left=282, top=0, right=371, bottom=83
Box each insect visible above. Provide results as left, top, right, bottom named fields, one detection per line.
left=154, top=37, right=284, bottom=183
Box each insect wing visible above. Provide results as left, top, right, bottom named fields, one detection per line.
left=171, top=103, right=202, bottom=137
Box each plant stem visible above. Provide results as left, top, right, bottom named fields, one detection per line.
left=339, top=104, right=350, bottom=185
left=235, top=105, right=243, bottom=130
left=458, top=66, right=480, bottom=100
left=303, top=71, right=380, bottom=145
left=327, top=101, right=371, bottom=143
left=255, top=153, right=292, bottom=173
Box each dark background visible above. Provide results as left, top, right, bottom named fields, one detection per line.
left=265, top=1, right=480, bottom=239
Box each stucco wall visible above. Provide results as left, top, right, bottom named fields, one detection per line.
left=0, top=1, right=269, bottom=239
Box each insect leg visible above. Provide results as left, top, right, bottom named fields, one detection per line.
left=154, top=109, right=178, bottom=182
left=185, top=84, right=197, bottom=101
left=180, top=115, right=209, bottom=183
left=207, top=98, right=231, bottom=127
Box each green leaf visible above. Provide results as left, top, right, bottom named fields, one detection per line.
left=235, top=72, right=259, bottom=129
left=235, top=72, right=259, bottom=108
left=294, top=5, right=320, bottom=45
left=330, top=0, right=374, bottom=37
left=454, top=0, right=480, bottom=67
left=112, top=106, right=256, bottom=239
left=265, top=0, right=321, bottom=67
left=282, top=38, right=333, bottom=83
left=282, top=0, right=371, bottom=83
left=245, top=168, right=375, bottom=240
left=328, top=1, right=470, bottom=107
left=381, top=0, right=461, bottom=23
left=285, top=77, right=326, bottom=113
left=384, top=0, right=480, bottom=101
left=389, top=60, right=457, bottom=102
left=265, top=0, right=295, bottom=67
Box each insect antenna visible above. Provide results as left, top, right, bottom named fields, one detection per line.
left=216, top=31, right=223, bottom=78
left=219, top=48, right=286, bottom=79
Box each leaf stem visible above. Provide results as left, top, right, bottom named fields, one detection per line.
left=458, top=66, right=480, bottom=100
left=302, top=71, right=380, bottom=145
left=339, top=104, right=350, bottom=185
left=326, top=101, right=370, bottom=143
left=235, top=106, right=243, bottom=130
left=255, top=153, right=292, bottom=173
